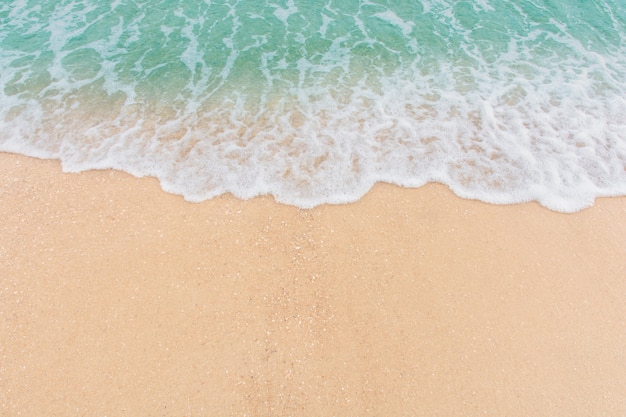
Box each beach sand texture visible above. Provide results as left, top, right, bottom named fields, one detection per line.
left=1, top=152, right=626, bottom=416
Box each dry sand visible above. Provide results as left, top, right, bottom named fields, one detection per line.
left=1, top=152, right=626, bottom=416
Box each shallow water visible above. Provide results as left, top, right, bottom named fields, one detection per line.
left=1, top=0, right=625, bottom=211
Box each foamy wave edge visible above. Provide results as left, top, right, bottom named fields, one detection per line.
left=2, top=63, right=626, bottom=213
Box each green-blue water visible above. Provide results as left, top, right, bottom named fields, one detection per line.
left=1, top=0, right=626, bottom=211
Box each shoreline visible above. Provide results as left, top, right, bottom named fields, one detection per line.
left=2, top=152, right=626, bottom=416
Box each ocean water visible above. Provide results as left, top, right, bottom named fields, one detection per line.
left=1, top=0, right=625, bottom=211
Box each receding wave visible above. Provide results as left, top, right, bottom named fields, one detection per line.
left=1, top=0, right=625, bottom=211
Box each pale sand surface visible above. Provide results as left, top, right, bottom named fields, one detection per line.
left=1, top=152, right=626, bottom=416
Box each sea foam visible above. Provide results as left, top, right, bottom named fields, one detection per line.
left=1, top=0, right=625, bottom=212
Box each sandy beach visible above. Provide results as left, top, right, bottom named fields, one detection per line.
left=1, top=151, right=625, bottom=416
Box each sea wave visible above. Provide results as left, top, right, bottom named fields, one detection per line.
left=1, top=0, right=625, bottom=211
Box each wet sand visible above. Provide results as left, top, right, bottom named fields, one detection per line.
left=1, top=152, right=626, bottom=416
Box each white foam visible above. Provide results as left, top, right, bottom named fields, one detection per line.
left=372, top=11, right=415, bottom=37
left=272, top=0, right=298, bottom=25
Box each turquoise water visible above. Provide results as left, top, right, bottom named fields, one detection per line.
left=1, top=0, right=625, bottom=211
